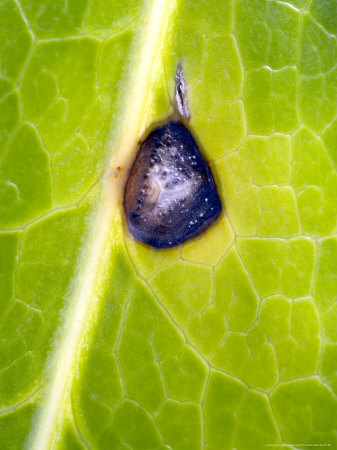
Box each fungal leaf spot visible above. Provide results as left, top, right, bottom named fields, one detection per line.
left=124, top=121, right=222, bottom=248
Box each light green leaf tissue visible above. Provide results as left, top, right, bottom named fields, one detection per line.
left=1, top=0, right=337, bottom=448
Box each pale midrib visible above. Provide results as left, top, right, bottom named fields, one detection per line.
left=32, top=0, right=176, bottom=448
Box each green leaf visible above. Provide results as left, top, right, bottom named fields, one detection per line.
left=1, top=0, right=337, bottom=448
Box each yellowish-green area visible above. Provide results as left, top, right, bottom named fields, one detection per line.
left=0, top=0, right=337, bottom=449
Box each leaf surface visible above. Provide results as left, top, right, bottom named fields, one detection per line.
left=1, top=0, right=337, bottom=449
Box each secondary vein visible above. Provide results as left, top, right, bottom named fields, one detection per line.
left=32, top=0, right=176, bottom=448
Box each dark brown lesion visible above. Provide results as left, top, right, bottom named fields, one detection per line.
left=123, top=121, right=222, bottom=248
